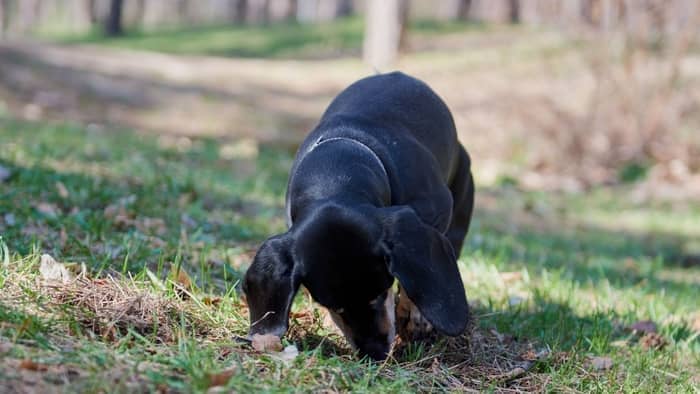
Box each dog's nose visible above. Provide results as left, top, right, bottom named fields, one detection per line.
left=358, top=341, right=390, bottom=361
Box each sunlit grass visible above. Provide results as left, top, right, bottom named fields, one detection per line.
left=1, top=117, right=699, bottom=391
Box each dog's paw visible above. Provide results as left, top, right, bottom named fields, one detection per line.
left=396, top=288, right=433, bottom=341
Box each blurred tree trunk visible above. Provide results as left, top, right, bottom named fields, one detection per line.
left=508, top=0, right=520, bottom=23
left=447, top=0, right=471, bottom=20
left=246, top=0, right=269, bottom=24
left=231, top=0, right=248, bottom=23
left=134, top=0, right=146, bottom=25
left=104, top=0, right=123, bottom=36
left=363, top=0, right=407, bottom=70
left=0, top=0, right=7, bottom=37
left=19, top=0, right=40, bottom=34
left=296, top=0, right=317, bottom=23
left=298, top=0, right=352, bottom=23
left=268, top=0, right=296, bottom=22
left=87, top=0, right=98, bottom=24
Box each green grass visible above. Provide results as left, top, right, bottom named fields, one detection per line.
left=1, top=117, right=699, bottom=392
left=52, top=17, right=488, bottom=59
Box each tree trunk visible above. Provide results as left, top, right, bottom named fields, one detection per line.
left=104, top=0, right=123, bottom=36
left=508, top=0, right=520, bottom=23
left=19, top=0, right=40, bottom=34
left=267, top=0, right=297, bottom=22
left=440, top=0, right=471, bottom=21
left=0, top=0, right=6, bottom=37
left=296, top=0, right=316, bottom=23
left=363, top=0, right=407, bottom=71
left=246, top=0, right=269, bottom=24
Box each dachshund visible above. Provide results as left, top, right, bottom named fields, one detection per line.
left=243, top=71, right=474, bottom=360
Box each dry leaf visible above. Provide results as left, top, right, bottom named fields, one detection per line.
left=35, top=203, right=59, bottom=218
left=271, top=345, right=299, bottom=364
left=39, top=254, right=74, bottom=283
left=251, top=334, right=283, bottom=352
left=640, top=332, right=667, bottom=350
left=692, top=314, right=700, bottom=332
left=431, top=357, right=441, bottom=374
left=169, top=264, right=194, bottom=299
left=500, top=271, right=523, bottom=283
left=19, top=359, right=49, bottom=372
left=56, top=181, right=69, bottom=199
left=3, top=213, right=16, bottom=226
left=170, top=265, right=193, bottom=289
left=589, top=356, right=613, bottom=371
left=0, top=165, right=11, bottom=183
left=207, top=367, right=237, bottom=388
left=629, top=320, right=657, bottom=335
left=202, top=297, right=222, bottom=307
left=138, top=218, right=167, bottom=236
left=508, top=295, right=526, bottom=306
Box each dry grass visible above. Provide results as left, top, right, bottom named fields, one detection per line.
left=0, top=256, right=562, bottom=392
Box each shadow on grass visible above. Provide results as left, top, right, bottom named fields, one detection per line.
left=0, top=45, right=333, bottom=142
left=0, top=119, right=290, bottom=290
left=471, top=187, right=698, bottom=292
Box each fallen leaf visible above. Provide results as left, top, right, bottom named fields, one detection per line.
left=3, top=213, right=16, bottom=226
left=589, top=356, right=613, bottom=371
left=610, top=340, right=629, bottom=348
left=202, top=297, right=222, bottom=307
left=0, top=165, right=11, bottom=182
left=170, top=264, right=193, bottom=289
left=251, top=334, right=283, bottom=352
left=639, top=332, right=667, bottom=350
left=430, top=357, right=441, bottom=374
left=207, top=367, right=237, bottom=388
left=508, top=295, right=526, bottom=306
left=20, top=359, right=49, bottom=372
left=629, top=320, right=657, bottom=335
left=35, top=203, right=59, bottom=218
left=55, top=181, right=69, bottom=199
left=500, top=271, right=523, bottom=283
left=39, top=254, right=73, bottom=283
left=137, top=217, right=167, bottom=236
left=270, top=345, right=299, bottom=365
left=692, top=314, right=700, bottom=332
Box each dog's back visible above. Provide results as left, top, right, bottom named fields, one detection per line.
left=307, top=72, right=461, bottom=181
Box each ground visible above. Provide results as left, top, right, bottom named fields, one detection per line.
left=0, top=19, right=699, bottom=393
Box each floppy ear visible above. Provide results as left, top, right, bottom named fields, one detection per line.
left=378, top=206, right=469, bottom=336
left=242, top=233, right=299, bottom=337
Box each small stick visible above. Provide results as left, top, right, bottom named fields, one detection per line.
left=488, top=349, right=550, bottom=383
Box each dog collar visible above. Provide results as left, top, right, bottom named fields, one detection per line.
left=313, top=137, right=389, bottom=181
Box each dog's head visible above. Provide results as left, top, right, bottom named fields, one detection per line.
left=243, top=203, right=468, bottom=360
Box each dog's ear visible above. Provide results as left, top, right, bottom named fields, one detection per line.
left=242, top=232, right=299, bottom=337
left=377, top=206, right=468, bottom=336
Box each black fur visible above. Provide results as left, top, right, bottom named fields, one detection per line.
left=243, top=72, right=475, bottom=360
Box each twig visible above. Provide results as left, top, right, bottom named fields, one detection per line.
left=488, top=349, right=550, bottom=383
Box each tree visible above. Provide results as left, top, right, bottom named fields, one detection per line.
left=363, top=0, right=408, bottom=70
left=439, top=0, right=471, bottom=21
left=0, top=0, right=7, bottom=37
left=104, top=0, right=123, bottom=36
left=508, top=0, right=520, bottom=23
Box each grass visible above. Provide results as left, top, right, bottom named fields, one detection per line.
left=51, top=17, right=490, bottom=59
left=1, top=117, right=699, bottom=392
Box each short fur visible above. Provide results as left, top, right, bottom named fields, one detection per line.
left=243, top=72, right=475, bottom=360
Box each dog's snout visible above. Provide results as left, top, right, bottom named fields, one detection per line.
left=357, top=339, right=391, bottom=360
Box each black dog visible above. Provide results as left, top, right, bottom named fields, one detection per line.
left=243, top=72, right=474, bottom=360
